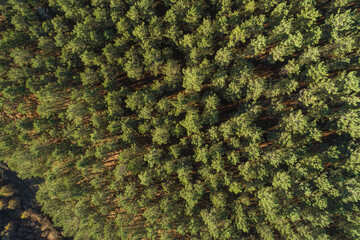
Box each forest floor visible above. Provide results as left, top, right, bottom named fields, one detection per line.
left=0, top=162, right=69, bottom=240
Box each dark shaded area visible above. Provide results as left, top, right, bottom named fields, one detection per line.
left=0, top=162, right=67, bottom=240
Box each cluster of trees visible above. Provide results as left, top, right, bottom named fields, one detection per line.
left=0, top=0, right=359, bottom=239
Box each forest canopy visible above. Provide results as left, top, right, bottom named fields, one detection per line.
left=0, top=0, right=360, bottom=239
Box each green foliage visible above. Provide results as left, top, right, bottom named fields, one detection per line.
left=0, top=0, right=359, bottom=239
left=180, top=110, right=202, bottom=135
left=182, top=66, right=205, bottom=92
